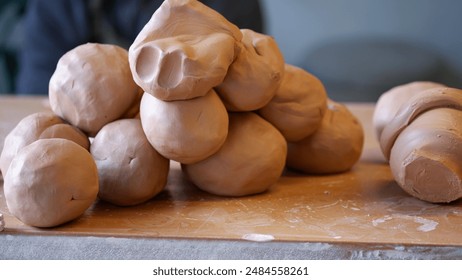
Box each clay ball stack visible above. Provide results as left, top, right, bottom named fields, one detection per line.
left=0, top=0, right=364, bottom=228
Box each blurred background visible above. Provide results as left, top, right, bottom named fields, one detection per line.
left=1, top=0, right=461, bottom=102
left=261, top=0, right=462, bottom=101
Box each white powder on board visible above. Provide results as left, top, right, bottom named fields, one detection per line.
left=371, top=214, right=438, bottom=232
left=241, top=233, right=275, bottom=242
left=414, top=216, right=438, bottom=232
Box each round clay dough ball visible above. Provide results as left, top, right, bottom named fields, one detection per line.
left=140, top=90, right=228, bottom=164
left=287, top=100, right=364, bottom=174
left=389, top=108, right=462, bottom=203
left=0, top=112, right=89, bottom=177
left=259, top=64, right=328, bottom=142
left=373, top=81, right=445, bottom=139
left=91, top=119, right=170, bottom=206
left=4, top=139, right=98, bottom=228
left=215, top=29, right=285, bottom=111
left=182, top=112, right=287, bottom=197
left=49, top=43, right=141, bottom=136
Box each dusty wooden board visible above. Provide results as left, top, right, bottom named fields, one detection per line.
left=1, top=97, right=462, bottom=246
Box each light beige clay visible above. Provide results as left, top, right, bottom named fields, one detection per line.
left=259, top=64, right=328, bottom=142
left=182, top=112, right=287, bottom=197
left=373, top=81, right=445, bottom=140
left=49, top=43, right=142, bottom=136
left=121, top=87, right=144, bottom=119
left=4, top=139, right=98, bottom=227
left=91, top=119, right=169, bottom=206
left=286, top=100, right=364, bottom=174
left=379, top=87, right=462, bottom=160
left=129, top=0, right=242, bottom=101
left=215, top=29, right=285, bottom=111
left=140, top=90, right=228, bottom=164
left=379, top=87, right=462, bottom=203
left=0, top=112, right=89, bottom=177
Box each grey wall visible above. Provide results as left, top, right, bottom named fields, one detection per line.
left=261, top=0, right=462, bottom=101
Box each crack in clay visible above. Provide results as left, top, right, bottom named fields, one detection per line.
left=372, top=214, right=439, bottom=232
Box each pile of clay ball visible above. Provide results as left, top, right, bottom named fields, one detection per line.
left=0, top=0, right=363, bottom=228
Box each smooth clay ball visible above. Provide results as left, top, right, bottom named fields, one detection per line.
left=91, top=119, right=170, bottom=206
left=0, top=112, right=89, bottom=177
left=215, top=29, right=285, bottom=111
left=373, top=81, right=445, bottom=140
left=286, top=100, right=364, bottom=174
left=182, top=112, right=287, bottom=197
left=4, top=139, right=98, bottom=227
left=49, top=43, right=142, bottom=136
left=259, top=64, right=328, bottom=142
left=140, top=90, right=228, bottom=164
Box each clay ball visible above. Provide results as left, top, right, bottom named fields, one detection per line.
left=0, top=112, right=89, bottom=177
left=140, top=90, right=228, bottom=164
left=4, top=139, right=98, bottom=227
left=287, top=100, right=364, bottom=174
left=49, top=43, right=141, bottom=136
left=91, top=119, right=170, bottom=206
left=183, top=112, right=287, bottom=197
left=215, top=29, right=285, bottom=111
left=129, top=0, right=242, bottom=101
left=259, top=64, right=328, bottom=141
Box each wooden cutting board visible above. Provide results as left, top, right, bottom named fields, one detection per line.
left=1, top=97, right=462, bottom=246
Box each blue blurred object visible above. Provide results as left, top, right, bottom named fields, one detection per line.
left=0, top=0, right=26, bottom=93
